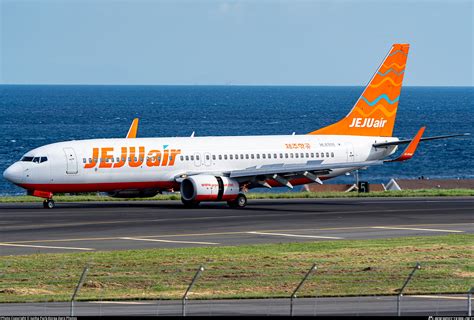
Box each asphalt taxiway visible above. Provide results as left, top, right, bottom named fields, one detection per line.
left=0, top=197, right=472, bottom=255
left=0, top=295, right=471, bottom=316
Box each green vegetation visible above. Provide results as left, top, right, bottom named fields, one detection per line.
left=0, top=234, right=472, bottom=303
left=0, top=189, right=472, bottom=203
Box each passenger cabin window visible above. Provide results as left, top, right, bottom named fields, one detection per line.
left=218, top=155, right=222, bottom=160
left=245, top=154, right=249, bottom=159
left=212, top=155, right=216, bottom=160
left=206, top=155, right=210, bottom=160
left=331, top=152, right=334, bottom=157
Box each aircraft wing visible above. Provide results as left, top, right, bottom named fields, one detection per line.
left=176, top=160, right=383, bottom=188
left=228, top=160, right=383, bottom=179
left=373, top=133, right=469, bottom=148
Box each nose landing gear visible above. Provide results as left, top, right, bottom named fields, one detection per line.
left=28, top=190, right=55, bottom=209
left=43, top=199, right=55, bottom=209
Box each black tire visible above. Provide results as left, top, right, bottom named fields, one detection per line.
left=228, top=193, right=247, bottom=208
left=181, top=197, right=200, bottom=208
left=43, top=199, right=55, bottom=209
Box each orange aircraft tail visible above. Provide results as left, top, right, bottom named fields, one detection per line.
left=309, top=43, right=410, bottom=137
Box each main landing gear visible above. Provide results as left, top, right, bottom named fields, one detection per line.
left=43, top=199, right=55, bottom=209
left=227, top=193, right=247, bottom=208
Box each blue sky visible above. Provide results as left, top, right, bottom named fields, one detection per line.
left=1, top=0, right=472, bottom=85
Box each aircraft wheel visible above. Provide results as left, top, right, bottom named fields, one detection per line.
left=228, top=193, right=247, bottom=208
left=43, top=199, right=55, bottom=209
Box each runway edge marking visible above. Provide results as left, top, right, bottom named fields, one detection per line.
left=0, top=243, right=94, bottom=251
left=120, top=237, right=219, bottom=245
left=371, top=226, right=464, bottom=233
left=247, top=232, right=343, bottom=239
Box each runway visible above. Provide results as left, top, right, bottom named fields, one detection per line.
left=0, top=197, right=472, bottom=255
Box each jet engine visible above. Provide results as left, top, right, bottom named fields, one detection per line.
left=180, top=175, right=240, bottom=203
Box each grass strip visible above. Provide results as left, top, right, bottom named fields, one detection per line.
left=0, top=234, right=472, bottom=303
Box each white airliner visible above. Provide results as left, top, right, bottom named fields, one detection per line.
left=3, top=44, right=468, bottom=208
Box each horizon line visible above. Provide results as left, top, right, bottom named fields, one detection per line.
left=1, top=83, right=473, bottom=87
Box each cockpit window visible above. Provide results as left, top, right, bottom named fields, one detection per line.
left=21, top=156, right=48, bottom=163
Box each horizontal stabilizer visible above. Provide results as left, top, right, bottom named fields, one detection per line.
left=374, top=133, right=470, bottom=148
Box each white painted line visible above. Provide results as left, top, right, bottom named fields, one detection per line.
left=371, top=226, right=463, bottom=233
left=120, top=237, right=219, bottom=245
left=411, top=295, right=467, bottom=300
left=247, top=232, right=343, bottom=239
left=88, top=301, right=155, bottom=305
left=0, top=243, right=94, bottom=251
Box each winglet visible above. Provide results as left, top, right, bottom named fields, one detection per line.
left=388, top=126, right=425, bottom=162
left=126, top=118, right=139, bottom=138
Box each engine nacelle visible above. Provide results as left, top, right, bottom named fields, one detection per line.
left=107, top=188, right=160, bottom=198
left=180, top=175, right=240, bottom=202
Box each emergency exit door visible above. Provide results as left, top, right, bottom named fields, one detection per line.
left=63, top=147, right=78, bottom=174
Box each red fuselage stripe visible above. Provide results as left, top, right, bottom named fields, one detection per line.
left=18, top=181, right=179, bottom=193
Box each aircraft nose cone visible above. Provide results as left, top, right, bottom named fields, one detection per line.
left=3, top=162, right=24, bottom=184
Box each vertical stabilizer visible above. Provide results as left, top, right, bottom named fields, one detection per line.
left=309, top=44, right=409, bottom=137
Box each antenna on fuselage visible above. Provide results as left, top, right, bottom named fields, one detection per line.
left=190, top=131, right=195, bottom=137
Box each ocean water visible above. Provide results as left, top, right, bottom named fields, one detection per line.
left=0, top=85, right=472, bottom=195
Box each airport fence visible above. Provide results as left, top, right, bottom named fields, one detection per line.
left=1, top=260, right=472, bottom=316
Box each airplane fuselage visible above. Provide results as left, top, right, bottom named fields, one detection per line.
left=4, top=134, right=398, bottom=194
